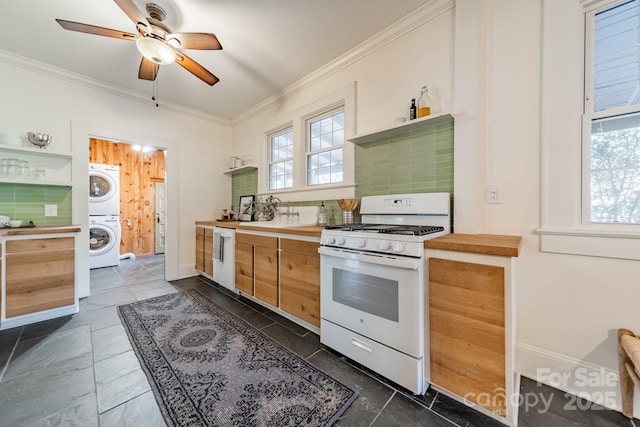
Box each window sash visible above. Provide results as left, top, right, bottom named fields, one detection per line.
left=583, top=0, right=640, bottom=224
left=268, top=129, right=293, bottom=190
left=306, top=108, right=344, bottom=186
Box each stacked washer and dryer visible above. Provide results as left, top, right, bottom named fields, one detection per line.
left=89, top=163, right=121, bottom=269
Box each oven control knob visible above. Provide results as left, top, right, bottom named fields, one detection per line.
left=356, top=238, right=366, bottom=248
left=391, top=242, right=405, bottom=253
left=323, top=236, right=335, bottom=245
left=379, top=241, right=390, bottom=251
left=335, top=236, right=346, bottom=245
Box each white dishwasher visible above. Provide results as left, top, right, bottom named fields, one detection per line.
left=212, top=227, right=236, bottom=292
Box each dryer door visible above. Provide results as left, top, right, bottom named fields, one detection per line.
left=89, top=224, right=116, bottom=256
left=89, top=171, right=117, bottom=204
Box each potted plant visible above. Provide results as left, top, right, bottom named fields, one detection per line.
left=257, top=195, right=280, bottom=221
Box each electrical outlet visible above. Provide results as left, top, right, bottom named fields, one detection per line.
left=485, top=185, right=503, bottom=204
left=44, top=204, right=58, bottom=216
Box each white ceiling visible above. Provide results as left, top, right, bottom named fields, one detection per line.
left=0, top=0, right=430, bottom=120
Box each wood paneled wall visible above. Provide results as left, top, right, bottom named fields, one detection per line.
left=89, top=139, right=165, bottom=256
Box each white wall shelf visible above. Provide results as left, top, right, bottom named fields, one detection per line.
left=222, top=165, right=257, bottom=175
left=348, top=113, right=453, bottom=145
left=0, top=143, right=72, bottom=159
left=0, top=143, right=73, bottom=185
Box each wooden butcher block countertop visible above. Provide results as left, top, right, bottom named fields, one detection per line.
left=424, top=233, right=522, bottom=257
left=195, top=220, right=323, bottom=238
left=0, top=225, right=81, bottom=236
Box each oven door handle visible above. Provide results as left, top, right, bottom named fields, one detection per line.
left=318, top=246, right=420, bottom=270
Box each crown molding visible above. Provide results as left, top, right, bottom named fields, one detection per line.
left=0, top=49, right=230, bottom=126
left=230, top=0, right=455, bottom=126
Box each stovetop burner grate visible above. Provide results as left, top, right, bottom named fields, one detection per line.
left=324, top=223, right=445, bottom=236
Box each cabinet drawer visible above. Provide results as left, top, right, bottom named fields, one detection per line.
left=237, top=233, right=278, bottom=249
left=280, top=238, right=319, bottom=256
left=7, top=237, right=74, bottom=254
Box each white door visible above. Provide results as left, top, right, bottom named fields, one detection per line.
left=155, top=182, right=166, bottom=254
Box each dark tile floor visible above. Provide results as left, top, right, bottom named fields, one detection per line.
left=0, top=254, right=636, bottom=426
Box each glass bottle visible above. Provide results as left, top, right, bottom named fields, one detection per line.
left=409, top=98, right=417, bottom=120
left=318, top=201, right=327, bottom=226
left=417, top=85, right=431, bottom=118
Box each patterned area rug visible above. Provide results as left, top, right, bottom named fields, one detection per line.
left=118, top=289, right=357, bottom=426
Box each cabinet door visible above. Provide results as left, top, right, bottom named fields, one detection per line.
left=235, top=241, right=254, bottom=295
left=255, top=246, right=278, bottom=306
left=204, top=228, right=214, bottom=276
left=429, top=257, right=505, bottom=416
left=195, top=227, right=204, bottom=272
left=6, top=237, right=75, bottom=317
left=280, top=248, right=320, bottom=327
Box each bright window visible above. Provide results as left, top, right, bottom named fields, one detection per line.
left=307, top=109, right=344, bottom=186
left=585, top=0, right=640, bottom=224
left=268, top=129, right=293, bottom=190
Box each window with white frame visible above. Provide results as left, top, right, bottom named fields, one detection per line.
left=306, top=108, right=344, bottom=186
left=268, top=128, right=293, bottom=190
left=585, top=0, right=640, bottom=224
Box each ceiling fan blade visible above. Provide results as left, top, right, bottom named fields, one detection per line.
left=168, top=33, right=222, bottom=50
left=113, top=0, right=151, bottom=33
left=175, top=51, right=219, bottom=86
left=55, top=19, right=137, bottom=40
left=138, top=57, right=159, bottom=81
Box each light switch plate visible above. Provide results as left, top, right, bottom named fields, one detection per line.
left=485, top=185, right=504, bottom=204
left=44, top=204, right=57, bottom=216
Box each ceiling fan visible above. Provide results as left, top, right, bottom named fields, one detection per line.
left=56, top=0, right=222, bottom=85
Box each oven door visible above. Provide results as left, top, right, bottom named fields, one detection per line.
left=319, top=246, right=424, bottom=358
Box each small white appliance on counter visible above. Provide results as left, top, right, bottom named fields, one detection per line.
left=319, top=192, right=451, bottom=395
left=212, top=227, right=236, bottom=292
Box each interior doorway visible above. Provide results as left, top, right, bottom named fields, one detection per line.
left=88, top=138, right=166, bottom=284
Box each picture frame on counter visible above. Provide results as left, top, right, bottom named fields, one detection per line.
left=238, top=195, right=255, bottom=221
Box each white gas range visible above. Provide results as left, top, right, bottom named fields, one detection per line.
left=319, top=192, right=451, bottom=395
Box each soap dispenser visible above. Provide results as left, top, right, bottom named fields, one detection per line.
left=318, top=201, right=327, bottom=226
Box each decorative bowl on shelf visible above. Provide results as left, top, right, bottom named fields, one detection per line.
left=27, top=132, right=52, bottom=149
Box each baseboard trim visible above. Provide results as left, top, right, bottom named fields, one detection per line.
left=519, top=342, right=640, bottom=417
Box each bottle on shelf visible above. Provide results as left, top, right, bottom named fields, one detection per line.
left=409, top=98, right=417, bottom=120
left=318, top=201, right=327, bottom=226
left=417, top=85, right=431, bottom=118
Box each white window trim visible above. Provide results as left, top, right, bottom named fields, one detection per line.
left=257, top=82, right=356, bottom=202
left=538, top=0, right=640, bottom=260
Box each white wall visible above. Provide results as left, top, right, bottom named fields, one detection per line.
left=232, top=8, right=454, bottom=166
left=455, top=0, right=640, bottom=415
left=0, top=54, right=233, bottom=295
left=234, top=0, right=640, bottom=415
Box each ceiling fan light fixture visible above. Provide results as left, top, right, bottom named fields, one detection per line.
left=136, top=36, right=175, bottom=65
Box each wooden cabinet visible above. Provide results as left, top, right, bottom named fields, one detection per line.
left=425, top=234, right=520, bottom=425
left=235, top=234, right=254, bottom=295
left=235, top=233, right=278, bottom=306
left=280, top=238, right=320, bottom=327
left=195, top=226, right=213, bottom=276
left=429, top=257, right=506, bottom=415
left=5, top=237, right=75, bottom=317
left=196, top=227, right=205, bottom=272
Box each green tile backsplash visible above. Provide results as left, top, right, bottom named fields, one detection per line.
left=231, top=168, right=258, bottom=211
left=0, top=183, right=72, bottom=226
left=230, top=119, right=454, bottom=223
left=355, top=119, right=454, bottom=198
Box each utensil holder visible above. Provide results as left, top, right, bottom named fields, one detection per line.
left=342, top=210, right=354, bottom=224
